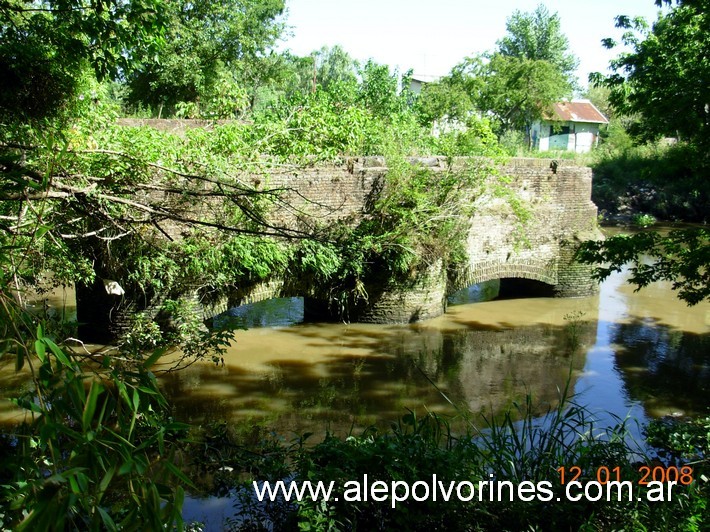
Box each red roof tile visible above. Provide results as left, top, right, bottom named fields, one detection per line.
left=546, top=100, right=608, bottom=124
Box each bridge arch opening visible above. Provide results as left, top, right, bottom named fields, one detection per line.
left=448, top=277, right=556, bottom=306
left=213, top=297, right=305, bottom=329
left=497, top=278, right=556, bottom=299
left=448, top=280, right=501, bottom=305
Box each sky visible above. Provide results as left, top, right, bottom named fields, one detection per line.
left=277, top=0, right=666, bottom=89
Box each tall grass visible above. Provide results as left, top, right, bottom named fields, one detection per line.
left=222, top=380, right=706, bottom=531
left=590, top=141, right=708, bottom=222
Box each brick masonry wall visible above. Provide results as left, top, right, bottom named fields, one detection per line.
left=187, top=157, right=602, bottom=323
left=78, top=155, right=603, bottom=334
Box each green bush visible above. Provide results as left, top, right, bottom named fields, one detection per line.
left=226, top=388, right=708, bottom=531
left=591, top=142, right=708, bottom=222
left=631, top=213, right=657, bottom=228
left=0, top=317, right=191, bottom=530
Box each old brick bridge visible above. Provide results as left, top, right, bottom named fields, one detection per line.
left=77, top=156, right=602, bottom=338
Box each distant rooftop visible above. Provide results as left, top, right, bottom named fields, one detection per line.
left=409, top=74, right=441, bottom=83
left=546, top=100, right=608, bottom=124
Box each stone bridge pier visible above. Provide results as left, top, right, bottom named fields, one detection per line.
left=76, top=157, right=602, bottom=340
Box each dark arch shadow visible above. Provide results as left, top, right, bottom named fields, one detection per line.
left=497, top=278, right=556, bottom=299
left=448, top=278, right=556, bottom=307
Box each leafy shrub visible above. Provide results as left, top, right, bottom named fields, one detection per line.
left=0, top=319, right=190, bottom=530
left=646, top=416, right=710, bottom=463
left=499, top=129, right=528, bottom=156
left=631, top=213, right=657, bottom=228
left=591, top=141, right=708, bottom=222
left=229, top=388, right=707, bottom=531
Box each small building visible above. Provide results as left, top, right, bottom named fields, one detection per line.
left=407, top=74, right=439, bottom=95
left=531, top=100, right=608, bottom=153
left=409, top=77, right=425, bottom=95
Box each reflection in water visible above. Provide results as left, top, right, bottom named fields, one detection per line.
left=159, top=260, right=710, bottom=436
left=574, top=264, right=710, bottom=430
left=447, top=279, right=500, bottom=305
left=160, top=294, right=596, bottom=437
left=1, top=258, right=709, bottom=433
left=612, top=317, right=709, bottom=417
left=214, top=297, right=304, bottom=329
left=25, top=285, right=77, bottom=324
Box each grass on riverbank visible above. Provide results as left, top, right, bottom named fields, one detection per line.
left=590, top=142, right=708, bottom=224
left=186, top=386, right=708, bottom=531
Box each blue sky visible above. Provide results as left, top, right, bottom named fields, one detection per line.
left=278, top=0, right=665, bottom=88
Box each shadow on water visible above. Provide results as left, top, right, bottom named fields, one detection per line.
left=4, top=272, right=709, bottom=528
left=163, top=264, right=710, bottom=441
left=214, top=297, right=305, bottom=329
left=610, top=317, right=710, bottom=417
left=160, top=315, right=591, bottom=439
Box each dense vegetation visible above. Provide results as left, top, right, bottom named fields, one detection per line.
left=577, top=0, right=710, bottom=307
left=0, top=0, right=707, bottom=529
left=221, top=393, right=709, bottom=531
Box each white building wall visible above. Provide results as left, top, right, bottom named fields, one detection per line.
left=572, top=124, right=599, bottom=153
left=531, top=122, right=549, bottom=151
left=533, top=121, right=601, bottom=153
left=567, top=128, right=576, bottom=151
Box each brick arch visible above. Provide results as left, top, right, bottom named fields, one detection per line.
left=77, top=156, right=603, bottom=338
left=448, top=259, right=558, bottom=297
left=196, top=278, right=300, bottom=321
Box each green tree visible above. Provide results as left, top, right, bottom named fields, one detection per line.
left=124, top=0, right=285, bottom=116
left=312, top=45, right=359, bottom=93
left=415, top=75, right=476, bottom=127
left=0, top=3, right=211, bottom=527
left=473, top=3, right=579, bottom=136
left=423, top=5, right=577, bottom=137
left=236, top=50, right=308, bottom=112
left=497, top=4, right=579, bottom=90
left=580, top=1, right=709, bottom=306
left=577, top=228, right=710, bottom=305
left=431, top=53, right=570, bottom=135
left=478, top=54, right=570, bottom=133
left=0, top=0, right=164, bottom=121
left=357, top=60, right=409, bottom=119
left=591, top=0, right=710, bottom=151
left=0, top=1, right=324, bottom=524
left=267, top=45, right=359, bottom=105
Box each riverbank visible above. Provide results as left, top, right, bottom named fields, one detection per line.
left=590, top=142, right=708, bottom=224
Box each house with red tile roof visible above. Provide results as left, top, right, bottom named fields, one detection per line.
left=531, top=100, right=608, bottom=153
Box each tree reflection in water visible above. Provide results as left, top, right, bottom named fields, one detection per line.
left=612, top=317, right=710, bottom=417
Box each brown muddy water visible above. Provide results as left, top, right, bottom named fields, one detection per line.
left=1, top=229, right=708, bottom=529
left=2, top=232, right=709, bottom=437
left=155, top=265, right=708, bottom=439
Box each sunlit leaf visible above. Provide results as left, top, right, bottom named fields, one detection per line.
left=42, top=337, right=72, bottom=367
left=34, top=340, right=46, bottom=363
left=97, top=506, right=118, bottom=532
left=82, top=380, right=103, bottom=431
